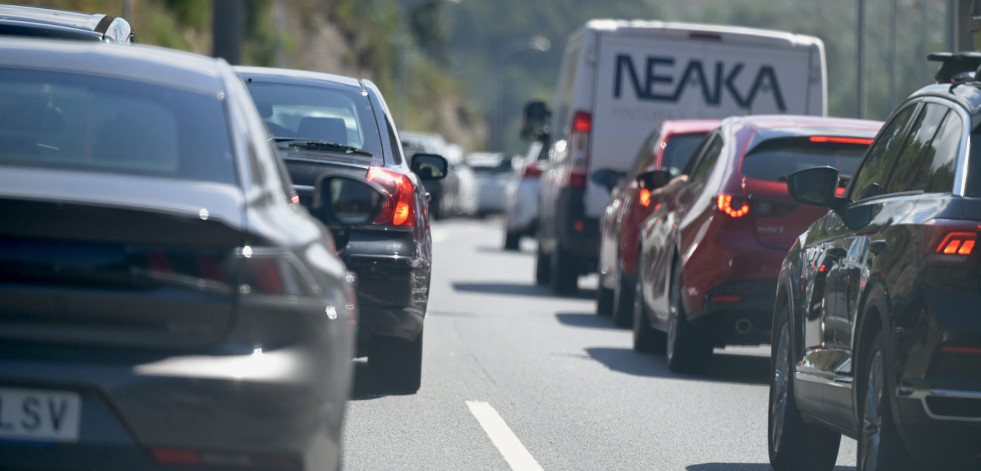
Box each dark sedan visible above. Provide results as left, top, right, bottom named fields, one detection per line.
left=0, top=3, right=135, bottom=43
left=0, top=39, right=362, bottom=470
left=769, top=54, right=981, bottom=470
left=236, top=66, right=447, bottom=394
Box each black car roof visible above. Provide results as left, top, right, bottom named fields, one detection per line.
left=234, top=66, right=366, bottom=92
left=0, top=38, right=227, bottom=94
left=0, top=4, right=109, bottom=31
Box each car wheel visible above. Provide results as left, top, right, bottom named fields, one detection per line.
left=633, top=271, right=665, bottom=353
left=504, top=230, right=520, bottom=251
left=369, top=330, right=423, bottom=395
left=665, top=262, right=712, bottom=374
left=768, top=304, right=840, bottom=471
left=550, top=248, right=578, bottom=295
left=596, top=281, right=613, bottom=316
left=535, top=242, right=551, bottom=285
left=611, top=258, right=635, bottom=327
left=857, top=329, right=914, bottom=471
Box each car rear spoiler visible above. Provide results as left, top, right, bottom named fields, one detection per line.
left=928, top=51, right=981, bottom=83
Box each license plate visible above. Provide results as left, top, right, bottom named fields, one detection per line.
left=0, top=388, right=81, bottom=442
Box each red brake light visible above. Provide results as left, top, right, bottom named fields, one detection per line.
left=639, top=188, right=651, bottom=207
left=809, top=136, right=874, bottom=145
left=572, top=111, right=592, bottom=133
left=366, top=167, right=415, bottom=227
left=937, top=232, right=977, bottom=255
left=717, top=194, right=749, bottom=218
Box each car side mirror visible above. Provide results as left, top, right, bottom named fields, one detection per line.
left=410, top=153, right=448, bottom=181
left=313, top=175, right=386, bottom=226
left=787, top=166, right=839, bottom=208
left=636, top=169, right=672, bottom=191
left=520, top=100, right=551, bottom=140
left=591, top=168, right=625, bottom=193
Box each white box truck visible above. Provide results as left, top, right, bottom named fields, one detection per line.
left=535, top=20, right=827, bottom=294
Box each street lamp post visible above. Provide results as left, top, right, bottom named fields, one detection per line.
left=492, top=35, right=550, bottom=153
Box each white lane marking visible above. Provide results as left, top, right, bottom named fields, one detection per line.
left=466, top=401, right=544, bottom=471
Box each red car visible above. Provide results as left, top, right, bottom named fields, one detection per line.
left=633, top=115, right=882, bottom=373
left=595, top=120, right=718, bottom=327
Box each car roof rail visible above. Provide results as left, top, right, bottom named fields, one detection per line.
left=928, top=51, right=981, bottom=84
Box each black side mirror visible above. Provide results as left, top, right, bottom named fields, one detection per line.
left=313, top=175, right=386, bottom=226
left=636, top=169, right=672, bottom=191
left=591, top=168, right=625, bottom=193
left=520, top=100, right=551, bottom=140
left=410, top=153, right=448, bottom=181
left=787, top=166, right=839, bottom=208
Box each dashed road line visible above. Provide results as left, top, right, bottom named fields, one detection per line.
left=466, top=400, right=544, bottom=471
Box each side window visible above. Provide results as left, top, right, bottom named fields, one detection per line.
left=628, top=130, right=660, bottom=178
left=681, top=131, right=718, bottom=176
left=688, top=134, right=724, bottom=184
left=915, top=111, right=962, bottom=193
left=886, top=104, right=946, bottom=193
left=849, top=104, right=917, bottom=200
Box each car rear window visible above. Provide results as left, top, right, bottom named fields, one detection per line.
left=661, top=133, right=707, bottom=176
left=245, top=81, right=383, bottom=160
left=0, top=68, right=236, bottom=184
left=740, top=136, right=871, bottom=182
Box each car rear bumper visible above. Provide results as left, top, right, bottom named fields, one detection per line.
left=0, top=299, right=352, bottom=471
left=895, top=383, right=981, bottom=464
left=343, top=252, right=430, bottom=342
left=688, top=279, right=776, bottom=345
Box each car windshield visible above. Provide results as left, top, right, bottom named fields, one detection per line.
left=245, top=81, right=382, bottom=160
left=741, top=136, right=870, bottom=182
left=0, top=68, right=236, bottom=184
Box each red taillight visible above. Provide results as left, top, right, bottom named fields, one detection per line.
left=717, top=194, right=749, bottom=218
left=937, top=232, right=977, bottom=255
left=639, top=188, right=651, bottom=207
left=940, top=345, right=981, bottom=354
left=809, top=136, right=874, bottom=145
left=572, top=111, right=592, bottom=133
left=568, top=170, right=587, bottom=188
left=366, top=167, right=415, bottom=227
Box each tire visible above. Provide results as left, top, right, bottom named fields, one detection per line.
left=768, top=304, right=840, bottom=471
left=633, top=272, right=665, bottom=353
left=596, top=282, right=613, bottom=316
left=550, top=248, right=578, bottom=295
left=665, top=262, right=713, bottom=374
left=611, top=259, right=635, bottom=328
left=535, top=241, right=551, bottom=285
left=857, top=329, right=915, bottom=471
left=369, top=330, right=423, bottom=395
left=504, top=230, right=520, bottom=251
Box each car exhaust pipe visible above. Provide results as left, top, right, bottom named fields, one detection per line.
left=735, top=318, right=752, bottom=335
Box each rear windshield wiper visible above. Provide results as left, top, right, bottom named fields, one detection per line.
left=273, top=138, right=373, bottom=157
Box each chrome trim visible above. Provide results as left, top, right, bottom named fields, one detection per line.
left=907, top=388, right=981, bottom=422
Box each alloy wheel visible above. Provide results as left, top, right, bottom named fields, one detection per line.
left=770, top=322, right=790, bottom=453
left=861, top=351, right=884, bottom=471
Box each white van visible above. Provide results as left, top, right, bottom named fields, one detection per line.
left=535, top=20, right=827, bottom=294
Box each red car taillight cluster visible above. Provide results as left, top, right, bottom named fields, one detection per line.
left=716, top=194, right=750, bottom=218
left=568, top=110, right=591, bottom=189
left=366, top=167, right=415, bottom=227
left=924, top=220, right=981, bottom=263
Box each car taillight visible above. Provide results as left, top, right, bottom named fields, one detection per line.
left=717, top=194, right=750, bottom=218
left=809, top=136, right=874, bottom=145
left=639, top=188, right=651, bottom=207
left=924, top=220, right=981, bottom=264
left=238, top=247, right=315, bottom=296
left=366, top=167, right=415, bottom=227
left=569, top=111, right=591, bottom=189
left=937, top=233, right=976, bottom=255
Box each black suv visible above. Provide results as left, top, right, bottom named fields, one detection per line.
left=768, top=53, right=981, bottom=470
left=0, top=4, right=135, bottom=43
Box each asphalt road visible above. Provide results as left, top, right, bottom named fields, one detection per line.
left=343, top=217, right=858, bottom=470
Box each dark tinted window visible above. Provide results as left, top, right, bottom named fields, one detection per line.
left=0, top=68, right=236, bottom=184
left=887, top=104, right=946, bottom=193
left=914, top=111, right=962, bottom=194
left=688, top=135, right=723, bottom=184
left=741, top=137, right=870, bottom=182
left=849, top=105, right=917, bottom=200
left=627, top=130, right=660, bottom=178
left=244, top=81, right=382, bottom=160
left=661, top=133, right=708, bottom=176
